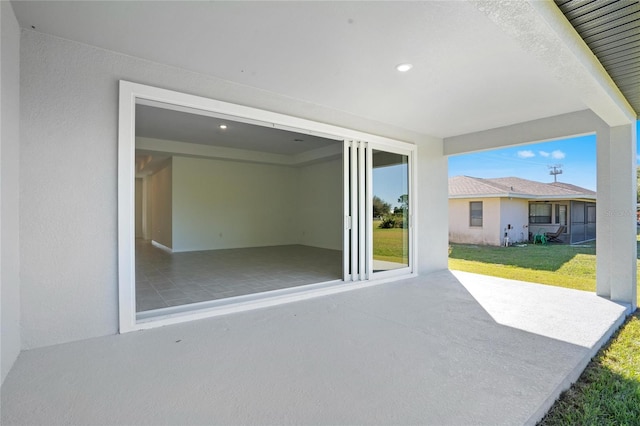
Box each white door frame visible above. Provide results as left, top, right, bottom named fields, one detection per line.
left=343, top=140, right=416, bottom=283
left=118, top=80, right=417, bottom=332
left=367, top=142, right=416, bottom=280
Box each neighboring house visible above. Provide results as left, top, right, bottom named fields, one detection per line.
left=449, top=176, right=596, bottom=246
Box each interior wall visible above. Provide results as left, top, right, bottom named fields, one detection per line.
left=297, top=158, right=343, bottom=251
left=134, top=178, right=143, bottom=238
left=1, top=0, right=21, bottom=384
left=150, top=160, right=172, bottom=249
left=143, top=175, right=152, bottom=240
left=19, top=29, right=442, bottom=349
left=171, top=156, right=297, bottom=252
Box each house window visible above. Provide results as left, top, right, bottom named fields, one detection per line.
left=470, top=201, right=483, bottom=227
left=529, top=203, right=552, bottom=224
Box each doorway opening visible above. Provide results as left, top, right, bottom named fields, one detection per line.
left=118, top=81, right=416, bottom=331
left=134, top=103, right=344, bottom=314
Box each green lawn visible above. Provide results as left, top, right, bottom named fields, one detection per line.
left=449, top=242, right=640, bottom=305
left=448, top=239, right=640, bottom=424
left=372, top=220, right=408, bottom=263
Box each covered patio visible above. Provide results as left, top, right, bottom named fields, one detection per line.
left=1, top=1, right=638, bottom=423
left=1, top=271, right=629, bottom=425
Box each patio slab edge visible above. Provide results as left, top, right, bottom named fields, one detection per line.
left=525, top=302, right=632, bottom=425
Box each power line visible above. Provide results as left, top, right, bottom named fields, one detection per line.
left=548, top=164, right=563, bottom=182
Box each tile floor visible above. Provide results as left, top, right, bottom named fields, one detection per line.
left=135, top=240, right=342, bottom=312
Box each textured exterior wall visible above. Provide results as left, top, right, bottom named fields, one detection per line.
left=19, top=30, right=446, bottom=349
left=1, top=0, right=21, bottom=384
left=448, top=198, right=501, bottom=246
left=499, top=198, right=528, bottom=244
left=415, top=137, right=449, bottom=273
left=596, top=124, right=638, bottom=308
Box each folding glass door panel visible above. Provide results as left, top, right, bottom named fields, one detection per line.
left=344, top=140, right=369, bottom=281
left=344, top=140, right=413, bottom=282
left=370, top=150, right=410, bottom=272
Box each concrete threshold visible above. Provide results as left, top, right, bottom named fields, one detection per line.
left=1, top=270, right=629, bottom=425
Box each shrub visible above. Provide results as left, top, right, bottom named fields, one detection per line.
left=379, top=215, right=396, bottom=228
left=378, top=214, right=407, bottom=229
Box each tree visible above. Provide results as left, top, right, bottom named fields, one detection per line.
left=373, top=196, right=391, bottom=218
left=394, top=194, right=409, bottom=215
left=398, top=194, right=408, bottom=208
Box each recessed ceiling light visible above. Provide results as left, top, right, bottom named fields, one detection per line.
left=219, top=124, right=227, bottom=130
left=396, top=63, right=413, bottom=72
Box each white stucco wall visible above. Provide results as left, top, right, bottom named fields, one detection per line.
left=1, top=0, right=21, bottom=384
left=171, top=156, right=297, bottom=252
left=499, top=199, right=529, bottom=244
left=415, top=138, right=449, bottom=274
left=150, top=160, right=172, bottom=249
left=19, top=30, right=446, bottom=349
left=448, top=198, right=502, bottom=246
left=596, top=124, right=637, bottom=308
left=297, top=158, right=343, bottom=251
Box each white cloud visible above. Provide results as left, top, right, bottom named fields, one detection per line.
left=551, top=150, right=565, bottom=160
left=517, top=150, right=535, bottom=159
left=539, top=151, right=550, bottom=157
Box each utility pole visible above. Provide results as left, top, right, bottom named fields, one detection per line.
left=548, top=164, right=563, bottom=182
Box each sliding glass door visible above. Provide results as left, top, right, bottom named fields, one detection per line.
left=371, top=150, right=410, bottom=272
left=344, top=141, right=413, bottom=282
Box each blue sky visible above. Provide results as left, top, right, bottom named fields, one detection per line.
left=448, top=120, right=640, bottom=191
left=373, top=164, right=408, bottom=209
left=373, top=121, right=638, bottom=203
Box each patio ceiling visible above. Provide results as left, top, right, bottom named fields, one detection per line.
left=555, top=0, right=640, bottom=119
left=10, top=1, right=633, bottom=139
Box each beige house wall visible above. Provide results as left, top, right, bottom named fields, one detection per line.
left=448, top=198, right=501, bottom=246
left=499, top=198, right=529, bottom=244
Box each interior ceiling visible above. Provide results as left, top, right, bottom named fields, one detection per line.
left=555, top=0, right=640, bottom=118
left=136, top=104, right=339, bottom=155
left=11, top=1, right=628, bottom=138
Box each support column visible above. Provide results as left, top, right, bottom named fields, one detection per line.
left=596, top=124, right=637, bottom=309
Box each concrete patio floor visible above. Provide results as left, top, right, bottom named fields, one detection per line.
left=1, top=270, right=630, bottom=425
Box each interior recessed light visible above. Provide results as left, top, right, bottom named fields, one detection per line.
left=396, top=63, right=413, bottom=72
left=219, top=124, right=227, bottom=130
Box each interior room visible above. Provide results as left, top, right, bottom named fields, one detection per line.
left=134, top=103, right=344, bottom=313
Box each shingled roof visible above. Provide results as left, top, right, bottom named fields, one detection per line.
left=449, top=176, right=596, bottom=200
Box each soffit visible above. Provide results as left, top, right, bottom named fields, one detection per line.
left=555, top=0, right=640, bottom=118
left=11, top=1, right=622, bottom=137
